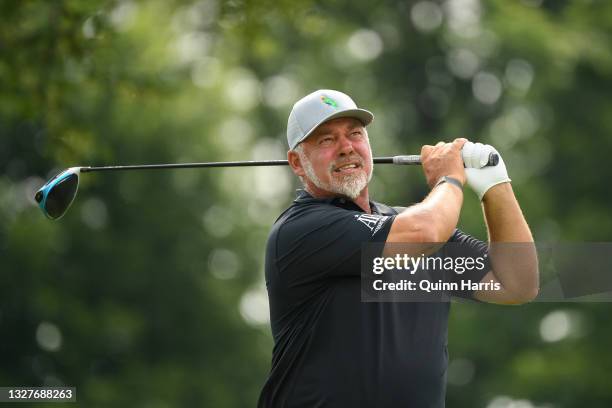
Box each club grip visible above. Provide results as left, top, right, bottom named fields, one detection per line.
left=390, top=153, right=499, bottom=167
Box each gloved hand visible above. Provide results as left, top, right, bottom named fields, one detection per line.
left=462, top=142, right=511, bottom=200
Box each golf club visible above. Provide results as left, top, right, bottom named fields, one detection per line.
left=35, top=153, right=498, bottom=220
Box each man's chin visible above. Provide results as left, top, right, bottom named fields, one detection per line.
left=330, top=173, right=368, bottom=199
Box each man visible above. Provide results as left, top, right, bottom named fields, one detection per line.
left=258, top=89, right=539, bottom=407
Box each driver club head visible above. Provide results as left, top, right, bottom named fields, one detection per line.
left=35, top=167, right=81, bottom=220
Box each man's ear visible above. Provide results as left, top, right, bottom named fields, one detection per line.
left=287, top=149, right=305, bottom=177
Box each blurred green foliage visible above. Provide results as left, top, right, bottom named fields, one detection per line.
left=1, top=0, right=612, bottom=406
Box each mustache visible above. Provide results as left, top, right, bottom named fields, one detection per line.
left=329, top=154, right=365, bottom=171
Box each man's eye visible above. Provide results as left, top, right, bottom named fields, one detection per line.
left=320, top=137, right=334, bottom=144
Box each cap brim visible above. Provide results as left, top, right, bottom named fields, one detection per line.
left=294, top=108, right=374, bottom=148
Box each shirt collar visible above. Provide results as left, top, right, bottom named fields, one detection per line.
left=293, top=189, right=388, bottom=215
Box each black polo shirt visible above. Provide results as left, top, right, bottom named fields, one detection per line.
left=258, top=190, right=489, bottom=408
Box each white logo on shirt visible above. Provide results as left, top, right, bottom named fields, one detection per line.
left=354, top=214, right=389, bottom=235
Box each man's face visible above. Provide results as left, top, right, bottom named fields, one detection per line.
left=289, top=117, right=373, bottom=199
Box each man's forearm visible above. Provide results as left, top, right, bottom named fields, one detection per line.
left=386, top=183, right=463, bottom=244
left=387, top=138, right=466, bottom=247
left=482, top=183, right=539, bottom=301
left=423, top=183, right=463, bottom=242
left=483, top=183, right=532, bottom=242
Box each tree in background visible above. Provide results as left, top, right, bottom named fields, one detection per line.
left=1, top=0, right=611, bottom=406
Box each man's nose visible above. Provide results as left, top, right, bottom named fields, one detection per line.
left=337, top=135, right=354, bottom=155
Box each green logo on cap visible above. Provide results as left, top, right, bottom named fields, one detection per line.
left=321, top=95, right=338, bottom=108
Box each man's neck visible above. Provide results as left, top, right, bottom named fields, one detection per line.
left=351, top=194, right=372, bottom=214
left=304, top=185, right=372, bottom=214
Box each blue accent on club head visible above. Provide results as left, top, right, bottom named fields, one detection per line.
left=36, top=167, right=81, bottom=220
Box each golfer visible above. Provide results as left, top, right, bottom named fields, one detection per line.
left=258, top=90, right=539, bottom=407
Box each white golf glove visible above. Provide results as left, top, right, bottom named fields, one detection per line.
left=462, top=142, right=511, bottom=200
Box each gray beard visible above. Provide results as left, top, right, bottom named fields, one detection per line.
left=298, top=151, right=373, bottom=200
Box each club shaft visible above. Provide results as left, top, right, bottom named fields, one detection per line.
left=80, top=156, right=415, bottom=172
left=81, top=160, right=295, bottom=172
left=79, top=154, right=497, bottom=173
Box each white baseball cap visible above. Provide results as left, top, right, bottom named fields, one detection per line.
left=286, top=89, right=374, bottom=150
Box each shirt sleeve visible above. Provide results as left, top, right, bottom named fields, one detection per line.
left=445, top=229, right=492, bottom=299
left=273, top=204, right=396, bottom=288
